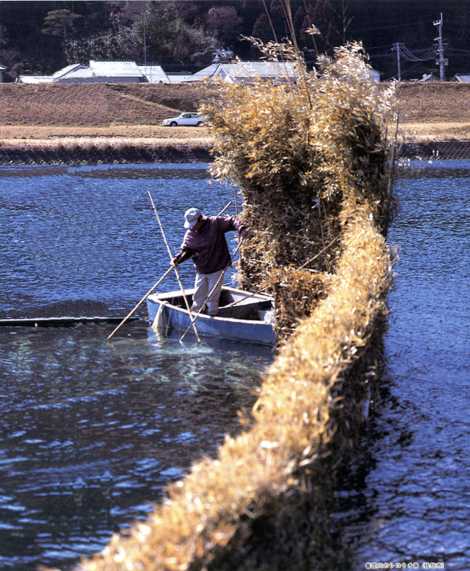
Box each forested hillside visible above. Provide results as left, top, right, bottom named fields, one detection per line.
left=0, top=0, right=469, bottom=80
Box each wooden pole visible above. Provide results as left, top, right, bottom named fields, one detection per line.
left=107, top=265, right=173, bottom=340
left=147, top=192, right=201, bottom=343
left=218, top=200, right=232, bottom=216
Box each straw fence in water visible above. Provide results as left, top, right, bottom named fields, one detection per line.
left=75, top=44, right=396, bottom=571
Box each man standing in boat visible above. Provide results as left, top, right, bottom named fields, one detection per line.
left=172, top=208, right=243, bottom=317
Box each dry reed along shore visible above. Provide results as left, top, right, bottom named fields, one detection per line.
left=60, top=45, right=400, bottom=571
left=2, top=82, right=470, bottom=164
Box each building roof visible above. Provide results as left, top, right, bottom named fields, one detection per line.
left=193, top=61, right=297, bottom=82
left=58, top=66, right=94, bottom=80
left=89, top=60, right=144, bottom=78
left=52, top=63, right=84, bottom=79
left=455, top=74, right=470, bottom=83
left=19, top=60, right=151, bottom=83
left=220, top=62, right=297, bottom=79
left=139, top=65, right=169, bottom=83
left=419, top=73, right=435, bottom=82
left=193, top=63, right=221, bottom=78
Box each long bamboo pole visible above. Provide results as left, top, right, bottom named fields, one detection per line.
left=107, top=265, right=173, bottom=341
left=217, top=201, right=232, bottom=216
left=147, top=192, right=201, bottom=343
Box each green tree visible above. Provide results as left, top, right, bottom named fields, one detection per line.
left=206, top=5, right=243, bottom=47
left=42, top=9, right=81, bottom=42
left=0, top=23, right=9, bottom=48
left=139, top=2, right=215, bottom=64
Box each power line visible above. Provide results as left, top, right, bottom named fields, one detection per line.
left=400, top=44, right=434, bottom=62
left=365, top=44, right=395, bottom=52
left=390, top=41, right=435, bottom=80
left=351, top=21, right=421, bottom=33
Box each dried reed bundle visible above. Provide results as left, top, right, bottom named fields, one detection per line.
left=206, top=43, right=395, bottom=338
left=77, top=44, right=396, bottom=571
left=77, top=206, right=390, bottom=571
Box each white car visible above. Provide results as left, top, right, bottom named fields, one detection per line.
left=162, top=112, right=205, bottom=127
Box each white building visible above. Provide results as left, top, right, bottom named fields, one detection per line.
left=85, top=60, right=144, bottom=83
left=52, top=63, right=86, bottom=81
left=167, top=74, right=196, bottom=84
left=454, top=74, right=470, bottom=83
left=18, top=74, right=53, bottom=84
left=57, top=65, right=94, bottom=82
left=369, top=68, right=381, bottom=82
left=19, top=61, right=169, bottom=84
left=192, top=61, right=298, bottom=83
left=19, top=63, right=86, bottom=84
left=17, top=60, right=301, bottom=86
left=138, top=65, right=169, bottom=83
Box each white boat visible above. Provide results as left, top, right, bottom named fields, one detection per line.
left=147, top=286, right=275, bottom=346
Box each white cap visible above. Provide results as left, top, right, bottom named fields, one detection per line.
left=184, top=207, right=202, bottom=229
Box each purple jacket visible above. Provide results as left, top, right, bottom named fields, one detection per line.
left=179, top=216, right=242, bottom=275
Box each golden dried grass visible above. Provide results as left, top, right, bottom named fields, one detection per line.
left=0, top=125, right=210, bottom=140
left=399, top=121, right=470, bottom=142
left=78, top=44, right=395, bottom=571
left=207, top=43, right=394, bottom=337
left=78, top=207, right=390, bottom=571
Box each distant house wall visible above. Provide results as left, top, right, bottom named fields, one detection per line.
left=59, top=76, right=144, bottom=84
left=369, top=69, right=381, bottom=82
left=18, top=75, right=53, bottom=84
left=167, top=74, right=197, bottom=84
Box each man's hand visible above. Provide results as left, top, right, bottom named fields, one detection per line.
left=172, top=248, right=193, bottom=266
left=238, top=224, right=249, bottom=239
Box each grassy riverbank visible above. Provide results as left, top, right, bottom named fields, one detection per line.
left=1, top=82, right=470, bottom=164
left=0, top=82, right=469, bottom=138
left=398, top=83, right=470, bottom=142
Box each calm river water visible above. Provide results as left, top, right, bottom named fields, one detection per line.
left=337, top=160, right=469, bottom=571
left=0, top=163, right=270, bottom=569
left=0, top=161, right=468, bottom=570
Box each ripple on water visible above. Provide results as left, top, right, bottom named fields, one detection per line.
left=335, top=161, right=470, bottom=571
left=0, top=162, right=268, bottom=570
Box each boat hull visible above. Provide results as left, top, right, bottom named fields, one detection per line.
left=147, top=286, right=275, bottom=346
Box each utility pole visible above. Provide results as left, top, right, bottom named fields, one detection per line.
left=433, top=12, right=447, bottom=81
left=391, top=42, right=402, bottom=81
